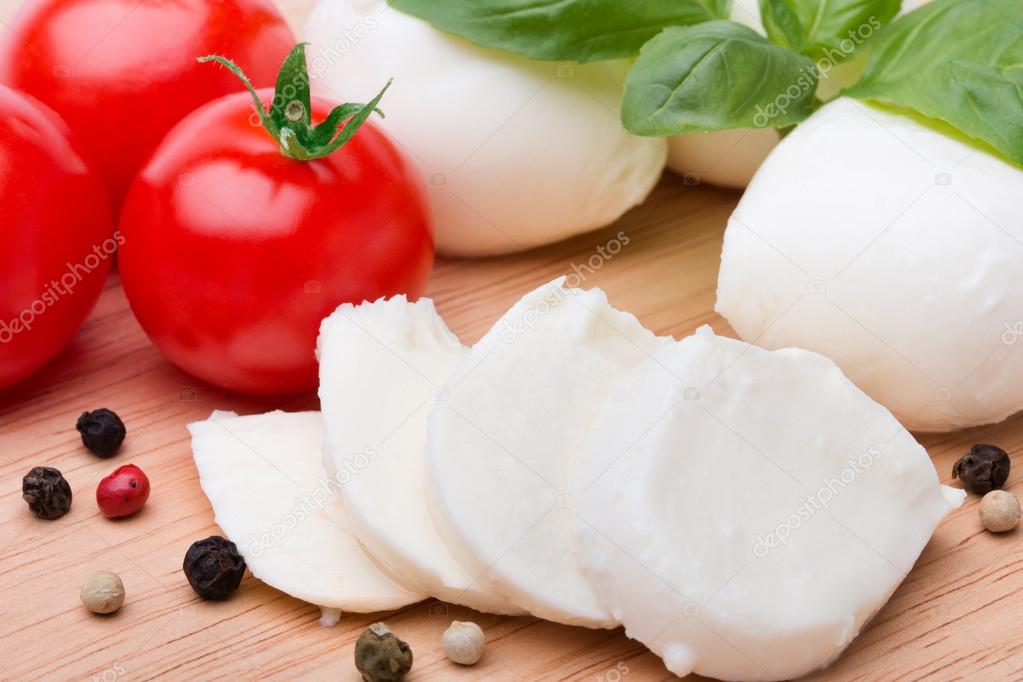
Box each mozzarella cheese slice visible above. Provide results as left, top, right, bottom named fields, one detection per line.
left=189, top=410, right=425, bottom=614
left=427, top=279, right=672, bottom=627
left=318, top=297, right=521, bottom=614
left=573, top=327, right=964, bottom=681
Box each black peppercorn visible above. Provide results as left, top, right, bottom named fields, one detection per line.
left=22, top=466, right=72, bottom=519
left=183, top=536, right=246, bottom=600
left=952, top=444, right=1010, bottom=495
left=76, top=408, right=127, bottom=457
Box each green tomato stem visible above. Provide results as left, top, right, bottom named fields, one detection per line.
left=198, top=43, right=390, bottom=161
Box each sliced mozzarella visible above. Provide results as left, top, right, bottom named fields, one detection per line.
left=428, top=279, right=672, bottom=627
left=318, top=297, right=521, bottom=614
left=189, top=410, right=425, bottom=614
left=573, top=327, right=964, bottom=681
left=716, top=97, right=1023, bottom=431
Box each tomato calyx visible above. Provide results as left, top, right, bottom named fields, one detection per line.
left=198, top=43, right=390, bottom=161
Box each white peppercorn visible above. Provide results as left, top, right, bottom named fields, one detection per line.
left=980, top=490, right=1020, bottom=533
left=80, top=571, right=125, bottom=614
left=443, top=620, right=485, bottom=665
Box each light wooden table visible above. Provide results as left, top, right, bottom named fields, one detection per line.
left=2, top=1, right=1022, bottom=680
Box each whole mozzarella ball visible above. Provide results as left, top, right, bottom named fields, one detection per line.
left=305, top=0, right=667, bottom=256
left=665, top=0, right=780, bottom=188
left=716, top=97, right=1023, bottom=432
left=666, top=127, right=781, bottom=189
left=666, top=0, right=927, bottom=189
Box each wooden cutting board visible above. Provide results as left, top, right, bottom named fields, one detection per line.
left=2, top=1, right=1022, bottom=680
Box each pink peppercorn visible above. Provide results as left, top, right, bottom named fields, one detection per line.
left=97, top=464, right=150, bottom=518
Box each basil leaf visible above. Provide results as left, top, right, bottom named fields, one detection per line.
left=758, top=0, right=899, bottom=62
left=846, top=0, right=1023, bottom=165
left=622, top=21, right=819, bottom=135
left=387, top=0, right=731, bottom=62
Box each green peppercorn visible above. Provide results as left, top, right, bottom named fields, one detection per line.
left=22, top=466, right=72, bottom=519
left=355, top=622, right=413, bottom=682
left=76, top=408, right=127, bottom=457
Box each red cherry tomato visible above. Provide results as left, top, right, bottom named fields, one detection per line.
left=118, top=88, right=434, bottom=395
left=97, top=464, right=151, bottom=518
left=0, top=85, right=114, bottom=390
left=0, top=0, right=295, bottom=209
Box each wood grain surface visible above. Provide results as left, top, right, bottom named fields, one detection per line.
left=2, top=1, right=1022, bottom=681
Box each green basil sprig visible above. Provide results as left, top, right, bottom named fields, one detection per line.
left=388, top=0, right=731, bottom=62
left=846, top=0, right=1023, bottom=165
left=622, top=21, right=819, bottom=135
left=759, top=0, right=900, bottom=62
left=386, top=0, right=906, bottom=136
